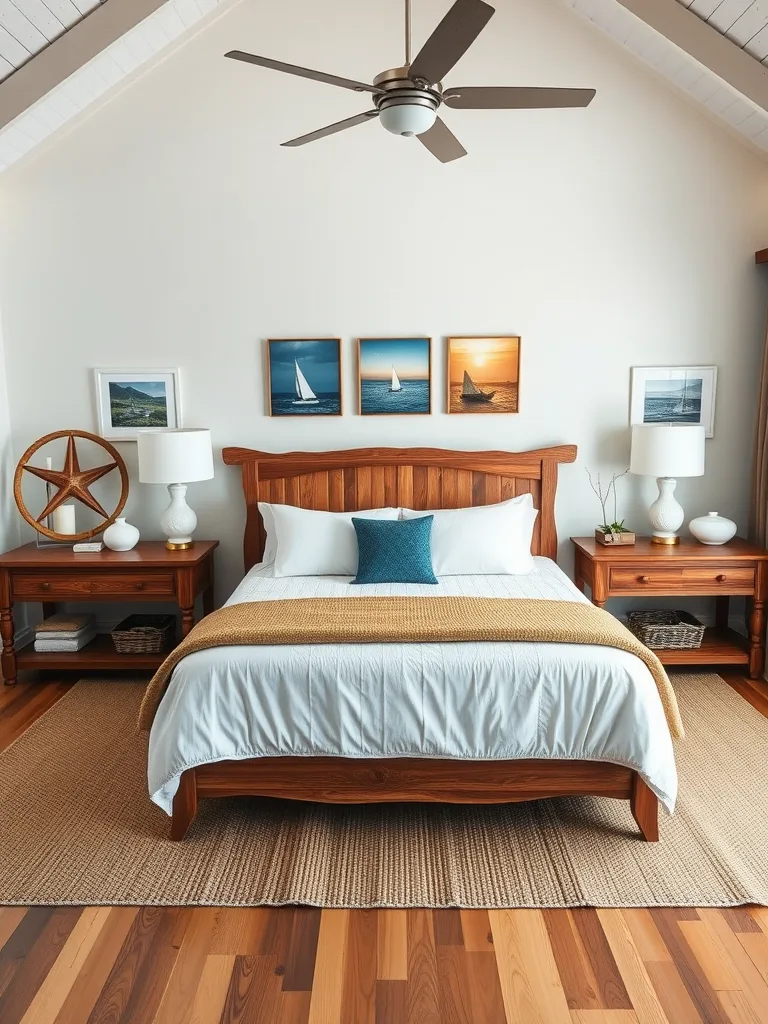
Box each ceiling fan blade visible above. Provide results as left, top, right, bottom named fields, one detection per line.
left=224, top=51, right=382, bottom=95
left=417, top=117, right=467, bottom=162
left=408, top=0, right=494, bottom=85
left=281, top=110, right=379, bottom=147
left=443, top=86, right=596, bottom=109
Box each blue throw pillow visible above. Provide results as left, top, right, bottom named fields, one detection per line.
left=352, top=515, right=438, bottom=585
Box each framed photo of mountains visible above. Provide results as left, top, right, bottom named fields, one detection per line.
left=93, top=369, right=181, bottom=441
left=447, top=337, right=521, bottom=414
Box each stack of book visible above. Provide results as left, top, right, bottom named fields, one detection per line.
left=34, top=614, right=97, bottom=653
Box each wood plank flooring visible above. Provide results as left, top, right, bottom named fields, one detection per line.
left=1, top=670, right=767, bottom=1024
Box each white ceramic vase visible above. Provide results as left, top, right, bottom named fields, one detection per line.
left=689, top=511, right=737, bottom=546
left=103, top=517, right=140, bottom=552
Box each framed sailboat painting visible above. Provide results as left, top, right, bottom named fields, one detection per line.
left=358, top=338, right=431, bottom=415
left=447, top=337, right=521, bottom=414
left=266, top=339, right=342, bottom=416
left=630, top=366, right=717, bottom=437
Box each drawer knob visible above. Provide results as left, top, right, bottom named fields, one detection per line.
left=639, top=575, right=651, bottom=583
left=41, top=582, right=50, bottom=590
left=716, top=574, right=727, bottom=582
left=135, top=582, right=144, bottom=590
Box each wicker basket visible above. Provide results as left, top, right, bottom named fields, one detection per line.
left=111, top=614, right=176, bottom=655
left=626, top=609, right=705, bottom=650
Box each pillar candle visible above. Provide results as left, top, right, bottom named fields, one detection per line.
left=53, top=504, right=76, bottom=535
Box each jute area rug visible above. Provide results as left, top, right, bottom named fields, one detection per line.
left=1, top=673, right=766, bottom=908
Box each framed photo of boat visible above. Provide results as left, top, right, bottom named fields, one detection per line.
left=447, top=337, right=521, bottom=414
left=358, top=338, right=431, bottom=415
left=266, top=339, right=342, bottom=417
left=630, top=365, right=717, bottom=438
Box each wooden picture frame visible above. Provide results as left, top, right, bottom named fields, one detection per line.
left=93, top=368, right=181, bottom=441
left=447, top=337, right=521, bottom=414
left=266, top=339, right=342, bottom=417
left=357, top=338, right=432, bottom=415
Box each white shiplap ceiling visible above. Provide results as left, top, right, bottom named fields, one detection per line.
left=0, top=0, right=228, bottom=169
left=2, top=0, right=768, bottom=170
left=0, top=0, right=105, bottom=83
left=563, top=0, right=768, bottom=152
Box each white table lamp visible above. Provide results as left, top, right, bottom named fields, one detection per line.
left=629, top=424, right=705, bottom=545
left=137, top=429, right=214, bottom=550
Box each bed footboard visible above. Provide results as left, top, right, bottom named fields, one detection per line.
left=169, top=760, right=659, bottom=842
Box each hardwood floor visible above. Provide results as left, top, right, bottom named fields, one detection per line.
left=1, top=671, right=768, bottom=1023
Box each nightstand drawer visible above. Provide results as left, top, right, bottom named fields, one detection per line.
left=12, top=573, right=176, bottom=599
left=609, top=565, right=756, bottom=594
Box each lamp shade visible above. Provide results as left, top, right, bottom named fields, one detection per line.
left=137, top=429, right=214, bottom=484
left=629, top=424, right=705, bottom=478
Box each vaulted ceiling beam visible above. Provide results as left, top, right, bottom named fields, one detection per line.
left=614, top=0, right=768, bottom=114
left=0, top=0, right=169, bottom=131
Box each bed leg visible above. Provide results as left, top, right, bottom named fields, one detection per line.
left=171, top=769, right=198, bottom=841
left=630, top=773, right=659, bottom=842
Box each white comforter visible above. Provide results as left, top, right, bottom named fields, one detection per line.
left=148, top=558, right=678, bottom=814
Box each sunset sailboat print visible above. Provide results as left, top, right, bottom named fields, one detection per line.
left=293, top=360, right=319, bottom=406
left=460, top=369, right=495, bottom=404
left=389, top=366, right=402, bottom=393
left=448, top=337, right=520, bottom=415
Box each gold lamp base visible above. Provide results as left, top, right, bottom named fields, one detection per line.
left=166, top=540, right=193, bottom=551
left=651, top=535, right=680, bottom=545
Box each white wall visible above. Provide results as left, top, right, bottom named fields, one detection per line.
left=0, top=318, right=18, bottom=557
left=1, top=0, right=768, bottom=601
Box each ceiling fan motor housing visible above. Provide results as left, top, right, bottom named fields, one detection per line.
left=373, top=66, right=442, bottom=136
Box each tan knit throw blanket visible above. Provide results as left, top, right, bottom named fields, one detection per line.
left=138, top=597, right=684, bottom=739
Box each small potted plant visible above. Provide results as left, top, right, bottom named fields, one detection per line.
left=587, top=468, right=636, bottom=546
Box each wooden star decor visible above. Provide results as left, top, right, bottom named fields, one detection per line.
left=14, top=430, right=130, bottom=542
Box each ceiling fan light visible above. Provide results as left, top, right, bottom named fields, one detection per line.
left=379, top=101, right=437, bottom=137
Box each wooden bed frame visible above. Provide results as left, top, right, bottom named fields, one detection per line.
left=170, top=445, right=659, bottom=842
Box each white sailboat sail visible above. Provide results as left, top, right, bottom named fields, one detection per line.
left=462, top=370, right=483, bottom=396
left=390, top=366, right=402, bottom=392
left=293, top=360, right=318, bottom=403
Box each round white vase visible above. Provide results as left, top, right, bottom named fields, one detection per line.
left=689, top=511, right=737, bottom=545
left=103, top=517, right=140, bottom=552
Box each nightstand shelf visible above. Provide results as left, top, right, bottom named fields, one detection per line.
left=654, top=627, right=749, bottom=668
left=15, top=633, right=173, bottom=672
left=571, top=536, right=768, bottom=678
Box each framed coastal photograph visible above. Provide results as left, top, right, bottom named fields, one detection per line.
left=267, top=338, right=342, bottom=416
left=358, top=338, right=431, bottom=415
left=93, top=369, right=181, bottom=441
left=447, top=336, right=521, bottom=414
left=630, top=365, right=717, bottom=438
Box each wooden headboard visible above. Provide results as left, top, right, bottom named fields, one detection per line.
left=222, top=445, right=578, bottom=572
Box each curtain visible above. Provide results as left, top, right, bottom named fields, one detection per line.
left=751, top=313, right=768, bottom=546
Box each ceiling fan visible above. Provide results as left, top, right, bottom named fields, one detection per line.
left=224, top=0, right=596, bottom=162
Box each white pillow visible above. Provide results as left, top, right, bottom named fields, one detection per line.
left=259, top=502, right=399, bottom=577
left=400, top=495, right=537, bottom=575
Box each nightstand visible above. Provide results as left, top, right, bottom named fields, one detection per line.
left=571, top=536, right=768, bottom=678
left=0, top=540, right=219, bottom=685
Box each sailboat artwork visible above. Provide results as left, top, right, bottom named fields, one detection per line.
left=460, top=370, right=495, bottom=404
left=359, top=338, right=432, bottom=415
left=293, top=360, right=319, bottom=405
left=267, top=339, right=342, bottom=417
left=447, top=337, right=521, bottom=415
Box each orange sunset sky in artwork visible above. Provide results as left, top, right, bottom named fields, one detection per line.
left=449, top=337, right=520, bottom=384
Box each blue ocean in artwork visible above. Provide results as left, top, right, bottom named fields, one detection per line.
left=643, top=378, right=702, bottom=426
left=269, top=339, right=341, bottom=416
left=270, top=392, right=341, bottom=415
left=361, top=379, right=430, bottom=414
